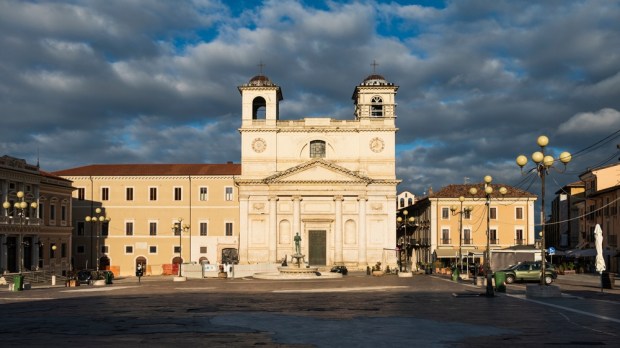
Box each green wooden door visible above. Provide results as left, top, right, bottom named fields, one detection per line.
left=309, top=230, right=326, bottom=265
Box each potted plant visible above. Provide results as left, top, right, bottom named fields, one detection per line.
left=372, top=262, right=384, bottom=276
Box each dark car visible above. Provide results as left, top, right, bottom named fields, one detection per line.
left=501, top=261, right=557, bottom=285
left=77, top=270, right=96, bottom=284
left=330, top=266, right=348, bottom=275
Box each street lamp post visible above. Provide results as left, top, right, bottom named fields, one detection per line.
left=517, top=135, right=571, bottom=286
left=3, top=191, right=37, bottom=274
left=85, top=207, right=110, bottom=272
left=451, top=196, right=472, bottom=276
left=397, top=210, right=415, bottom=273
left=172, top=218, right=190, bottom=277
left=469, top=176, right=507, bottom=297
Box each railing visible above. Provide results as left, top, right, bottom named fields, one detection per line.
left=0, top=216, right=42, bottom=225
left=514, top=239, right=526, bottom=245
left=462, top=238, right=473, bottom=245
left=490, top=239, right=499, bottom=245
left=441, top=238, right=451, bottom=245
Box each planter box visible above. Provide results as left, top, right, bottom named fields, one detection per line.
left=372, top=271, right=385, bottom=276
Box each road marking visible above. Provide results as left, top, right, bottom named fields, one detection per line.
left=0, top=297, right=54, bottom=301
left=61, top=286, right=136, bottom=293
left=507, top=293, right=620, bottom=323
left=273, top=286, right=409, bottom=293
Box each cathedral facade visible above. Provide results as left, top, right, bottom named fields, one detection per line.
left=236, top=74, right=400, bottom=268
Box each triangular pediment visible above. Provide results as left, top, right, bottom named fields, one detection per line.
left=263, top=159, right=373, bottom=184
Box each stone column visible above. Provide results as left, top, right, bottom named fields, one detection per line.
left=239, top=195, right=249, bottom=263
left=358, top=196, right=367, bottom=266
left=293, top=195, right=301, bottom=238
left=268, top=196, right=278, bottom=262
left=334, top=195, right=343, bottom=264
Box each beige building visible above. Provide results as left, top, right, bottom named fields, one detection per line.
left=53, top=164, right=240, bottom=276
left=235, top=73, right=400, bottom=268
left=1, top=155, right=73, bottom=276
left=406, top=183, right=537, bottom=269
left=577, top=163, right=619, bottom=272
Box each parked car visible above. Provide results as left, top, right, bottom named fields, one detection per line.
left=77, top=270, right=96, bottom=284
left=330, top=266, right=348, bottom=275
left=501, top=262, right=557, bottom=285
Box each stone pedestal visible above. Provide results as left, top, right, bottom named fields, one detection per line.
left=398, top=271, right=412, bottom=278
left=526, top=284, right=561, bottom=298
left=173, top=276, right=187, bottom=282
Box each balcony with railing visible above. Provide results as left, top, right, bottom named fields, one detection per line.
left=440, top=238, right=451, bottom=245
left=490, top=239, right=499, bottom=245
left=462, top=238, right=473, bottom=245
left=514, top=238, right=526, bottom=246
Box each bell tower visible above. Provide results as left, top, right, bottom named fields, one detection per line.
left=238, top=74, right=283, bottom=126
left=351, top=72, right=398, bottom=120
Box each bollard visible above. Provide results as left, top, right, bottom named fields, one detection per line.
left=52, top=275, right=56, bottom=286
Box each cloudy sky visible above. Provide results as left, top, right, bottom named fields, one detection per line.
left=1, top=0, right=619, bottom=203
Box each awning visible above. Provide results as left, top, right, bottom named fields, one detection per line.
left=433, top=249, right=459, bottom=258
left=565, top=248, right=615, bottom=258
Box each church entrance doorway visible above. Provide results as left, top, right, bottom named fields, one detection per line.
left=308, top=230, right=326, bottom=265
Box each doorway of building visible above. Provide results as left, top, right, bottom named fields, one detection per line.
left=308, top=230, right=326, bottom=265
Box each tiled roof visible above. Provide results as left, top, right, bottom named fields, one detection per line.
left=52, top=163, right=241, bottom=176
left=39, top=170, right=72, bottom=182
left=430, top=183, right=536, bottom=199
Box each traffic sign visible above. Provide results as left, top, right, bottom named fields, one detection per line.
left=548, top=247, right=556, bottom=255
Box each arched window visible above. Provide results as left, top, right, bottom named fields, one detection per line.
left=399, top=198, right=405, bottom=208
left=408, top=198, right=413, bottom=206
left=252, top=97, right=266, bottom=119
left=310, top=140, right=326, bottom=158
left=371, top=96, right=383, bottom=117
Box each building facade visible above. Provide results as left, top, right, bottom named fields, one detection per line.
left=406, top=183, right=537, bottom=269
left=1, top=155, right=73, bottom=276
left=53, top=164, right=240, bottom=276
left=235, top=73, right=400, bottom=268
left=577, top=163, right=619, bottom=272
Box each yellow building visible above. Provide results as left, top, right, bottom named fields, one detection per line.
left=577, top=162, right=619, bottom=272
left=53, top=163, right=240, bottom=276
left=1, top=155, right=73, bottom=276
left=405, top=183, right=537, bottom=270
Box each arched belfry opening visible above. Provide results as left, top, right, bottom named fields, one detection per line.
left=252, top=96, right=267, bottom=120
left=238, top=74, right=283, bottom=122
left=351, top=62, right=398, bottom=120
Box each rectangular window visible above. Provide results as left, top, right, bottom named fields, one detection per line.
left=490, top=207, right=497, bottom=219
left=199, top=187, right=208, bottom=201
left=441, top=229, right=450, bottom=244
left=77, top=188, right=85, bottom=200
left=174, top=246, right=181, bottom=253
left=149, top=246, right=157, bottom=254
left=516, top=207, right=523, bottom=220
left=77, top=245, right=85, bottom=254
left=225, top=222, right=233, bottom=236
left=173, top=222, right=181, bottom=236
left=38, top=203, right=44, bottom=219
left=200, top=222, right=208, bottom=236
left=515, top=229, right=524, bottom=245
left=102, top=245, right=108, bottom=253
left=464, top=209, right=471, bottom=219
left=50, top=244, right=56, bottom=258
left=149, top=222, right=157, bottom=236
left=102, top=222, right=109, bottom=236
left=174, top=187, right=182, bottom=201
left=463, top=228, right=472, bottom=245
left=225, top=187, right=233, bottom=201
left=200, top=246, right=207, bottom=254
left=77, top=221, right=85, bottom=236
left=125, top=222, right=134, bottom=236
left=50, top=204, right=56, bottom=220
left=149, top=187, right=157, bottom=201
left=490, top=229, right=498, bottom=244
left=310, top=140, right=326, bottom=158
left=61, top=243, right=67, bottom=258
left=61, top=205, right=67, bottom=221
left=126, top=187, right=134, bottom=201
left=441, top=207, right=450, bottom=219
left=125, top=246, right=133, bottom=254
left=101, top=187, right=109, bottom=201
